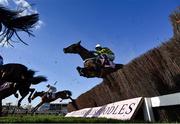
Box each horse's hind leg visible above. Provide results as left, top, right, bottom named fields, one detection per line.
left=18, top=96, right=25, bottom=107
left=31, top=102, right=44, bottom=114
left=76, top=67, right=93, bottom=78
left=18, top=91, right=29, bottom=107
left=28, top=88, right=35, bottom=103
left=76, top=66, right=84, bottom=76
left=115, top=64, right=123, bottom=70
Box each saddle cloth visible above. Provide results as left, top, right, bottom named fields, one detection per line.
left=84, top=57, right=115, bottom=68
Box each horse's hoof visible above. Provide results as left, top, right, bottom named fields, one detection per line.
left=18, top=103, right=21, bottom=107
left=76, top=67, right=84, bottom=76
left=14, top=94, right=18, bottom=98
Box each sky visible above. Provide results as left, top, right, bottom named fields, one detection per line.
left=0, top=0, right=179, bottom=107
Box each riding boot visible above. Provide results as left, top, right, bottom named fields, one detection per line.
left=14, top=93, right=18, bottom=98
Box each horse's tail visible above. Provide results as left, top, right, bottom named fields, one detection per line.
left=30, top=76, right=47, bottom=85
left=0, top=6, right=19, bottom=19
left=11, top=14, right=39, bottom=30
left=65, top=90, right=72, bottom=96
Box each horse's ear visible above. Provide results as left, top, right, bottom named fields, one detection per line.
left=77, top=41, right=81, bottom=45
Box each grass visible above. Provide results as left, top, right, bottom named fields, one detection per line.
left=0, top=114, right=134, bottom=123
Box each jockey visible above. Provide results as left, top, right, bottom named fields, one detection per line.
left=46, top=84, right=57, bottom=98
left=94, top=44, right=115, bottom=68
left=0, top=55, right=3, bottom=65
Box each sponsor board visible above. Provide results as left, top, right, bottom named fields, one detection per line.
left=66, top=97, right=143, bottom=120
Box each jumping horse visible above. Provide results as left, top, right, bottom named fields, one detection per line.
left=63, top=41, right=123, bottom=78
left=31, top=90, right=76, bottom=113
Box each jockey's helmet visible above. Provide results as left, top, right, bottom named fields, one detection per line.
left=95, top=44, right=102, bottom=50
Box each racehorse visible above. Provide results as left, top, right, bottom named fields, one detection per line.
left=0, top=82, right=18, bottom=115
left=63, top=41, right=123, bottom=78
left=31, top=90, right=75, bottom=113
left=0, top=63, right=47, bottom=115
left=0, top=6, right=39, bottom=46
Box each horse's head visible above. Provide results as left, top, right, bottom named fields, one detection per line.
left=63, top=41, right=82, bottom=54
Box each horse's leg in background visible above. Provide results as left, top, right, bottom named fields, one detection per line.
left=18, top=90, right=29, bottom=107
left=68, top=97, right=79, bottom=110
left=18, top=95, right=26, bottom=107
left=28, top=88, right=35, bottom=103
left=31, top=101, right=44, bottom=114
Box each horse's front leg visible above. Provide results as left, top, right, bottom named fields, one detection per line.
left=11, top=83, right=19, bottom=98
left=68, top=96, right=75, bottom=102
left=28, top=88, right=35, bottom=103
left=13, top=88, right=19, bottom=99
left=18, top=96, right=25, bottom=107
left=76, top=66, right=87, bottom=76
left=18, top=92, right=28, bottom=107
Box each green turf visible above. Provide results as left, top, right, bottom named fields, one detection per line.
left=0, top=115, right=134, bottom=123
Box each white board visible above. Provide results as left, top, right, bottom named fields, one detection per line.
left=66, top=97, right=143, bottom=120
left=151, top=92, right=180, bottom=107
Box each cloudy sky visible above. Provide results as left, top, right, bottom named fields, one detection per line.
left=0, top=0, right=179, bottom=107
